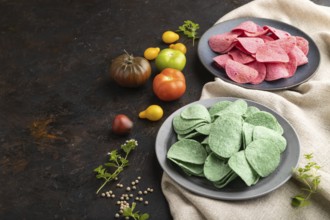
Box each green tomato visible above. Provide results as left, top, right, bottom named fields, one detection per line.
left=155, top=48, right=186, bottom=71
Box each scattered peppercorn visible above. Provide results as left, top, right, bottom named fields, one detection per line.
left=99, top=176, right=154, bottom=218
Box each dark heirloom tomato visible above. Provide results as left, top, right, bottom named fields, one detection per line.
left=110, top=52, right=152, bottom=88
left=153, top=68, right=186, bottom=101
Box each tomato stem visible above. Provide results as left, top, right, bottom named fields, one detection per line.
left=122, top=50, right=134, bottom=65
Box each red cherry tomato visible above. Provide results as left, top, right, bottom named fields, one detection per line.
left=152, top=68, right=186, bottom=101
left=112, top=114, right=133, bottom=135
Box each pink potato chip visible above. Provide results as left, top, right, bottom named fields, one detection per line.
left=286, top=51, right=298, bottom=77
left=256, top=43, right=289, bottom=63
left=208, top=32, right=239, bottom=53
left=246, top=61, right=267, bottom=84
left=225, top=59, right=258, bottom=83
left=232, top=21, right=258, bottom=34
left=265, top=63, right=290, bottom=81
left=244, top=25, right=269, bottom=37
left=263, top=25, right=291, bottom=39
left=295, top=36, right=309, bottom=55
left=236, top=37, right=265, bottom=54
left=258, top=35, right=275, bottom=42
left=265, top=52, right=297, bottom=81
left=228, top=49, right=255, bottom=64
left=213, top=54, right=232, bottom=69
left=268, top=36, right=297, bottom=53
left=290, top=46, right=308, bottom=66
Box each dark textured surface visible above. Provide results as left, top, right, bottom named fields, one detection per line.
left=0, top=0, right=329, bottom=219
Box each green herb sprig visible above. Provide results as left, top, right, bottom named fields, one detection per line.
left=94, top=139, right=138, bottom=194
left=122, top=202, right=149, bottom=220
left=177, top=20, right=200, bottom=46
left=291, top=153, right=321, bottom=207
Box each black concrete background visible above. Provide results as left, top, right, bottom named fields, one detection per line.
left=1, top=0, right=329, bottom=219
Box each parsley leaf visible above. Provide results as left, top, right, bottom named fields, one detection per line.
left=122, top=202, right=150, bottom=220
left=291, top=153, right=321, bottom=208
left=177, top=20, right=200, bottom=46
left=94, top=139, right=138, bottom=194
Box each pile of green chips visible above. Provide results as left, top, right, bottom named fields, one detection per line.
left=167, top=99, right=287, bottom=188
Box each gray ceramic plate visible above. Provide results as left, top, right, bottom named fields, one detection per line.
left=197, top=17, right=320, bottom=90
left=155, top=97, right=300, bottom=200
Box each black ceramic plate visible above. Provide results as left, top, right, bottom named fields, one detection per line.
left=197, top=17, right=320, bottom=90
left=155, top=97, right=300, bottom=200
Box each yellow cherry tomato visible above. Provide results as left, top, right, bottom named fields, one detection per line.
left=144, top=47, right=160, bottom=60
left=139, top=105, right=164, bottom=121
left=169, top=43, right=187, bottom=54
left=162, top=31, right=179, bottom=44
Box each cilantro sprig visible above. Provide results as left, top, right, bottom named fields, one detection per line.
left=94, top=139, right=138, bottom=194
left=291, top=153, right=321, bottom=208
left=177, top=20, right=200, bottom=46
left=122, top=202, right=150, bottom=220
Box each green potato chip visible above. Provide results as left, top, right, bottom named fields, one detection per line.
left=245, top=139, right=281, bottom=177
left=208, top=100, right=232, bottom=117
left=203, top=153, right=232, bottom=182
left=244, top=111, right=283, bottom=134
left=243, top=106, right=260, bottom=118
left=181, top=104, right=211, bottom=122
left=201, top=136, right=209, bottom=145
left=182, top=166, right=205, bottom=177
left=195, top=123, right=211, bottom=135
left=173, top=115, right=206, bottom=134
left=275, top=121, right=284, bottom=134
left=213, top=172, right=238, bottom=189
left=214, top=99, right=248, bottom=118
left=217, top=112, right=242, bottom=120
left=177, top=131, right=200, bottom=141
left=200, top=137, right=212, bottom=154
left=253, top=126, right=287, bottom=153
left=228, top=151, right=260, bottom=186
left=242, top=122, right=255, bottom=149
left=169, top=158, right=204, bottom=177
left=209, top=115, right=243, bottom=158
left=204, top=145, right=212, bottom=154
left=167, top=139, right=207, bottom=165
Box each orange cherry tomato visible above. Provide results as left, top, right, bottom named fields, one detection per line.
left=153, top=68, right=186, bottom=101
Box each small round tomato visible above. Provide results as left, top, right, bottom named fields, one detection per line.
left=153, top=68, right=186, bottom=101
left=112, top=114, right=133, bottom=135
left=169, top=43, right=187, bottom=54
left=139, top=105, right=164, bottom=121
left=162, top=31, right=179, bottom=44
left=144, top=47, right=160, bottom=60
left=155, top=48, right=186, bottom=71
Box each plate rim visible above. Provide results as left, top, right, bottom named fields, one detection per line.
left=155, top=97, right=301, bottom=200
left=197, top=17, right=320, bottom=91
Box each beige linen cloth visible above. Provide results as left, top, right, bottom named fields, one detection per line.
left=161, top=0, right=330, bottom=219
